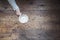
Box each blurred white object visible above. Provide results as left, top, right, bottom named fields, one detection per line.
left=19, top=14, right=29, bottom=23
left=8, top=0, right=19, bottom=10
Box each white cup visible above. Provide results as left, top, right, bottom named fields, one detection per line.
left=19, top=14, right=29, bottom=23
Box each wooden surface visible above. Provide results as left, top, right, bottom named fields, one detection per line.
left=0, top=0, right=60, bottom=40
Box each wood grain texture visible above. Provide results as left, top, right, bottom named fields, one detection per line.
left=0, top=0, right=60, bottom=40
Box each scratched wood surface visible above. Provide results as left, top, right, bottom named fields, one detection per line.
left=0, top=0, right=60, bottom=40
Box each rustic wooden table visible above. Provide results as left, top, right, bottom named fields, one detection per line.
left=0, top=0, right=60, bottom=40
